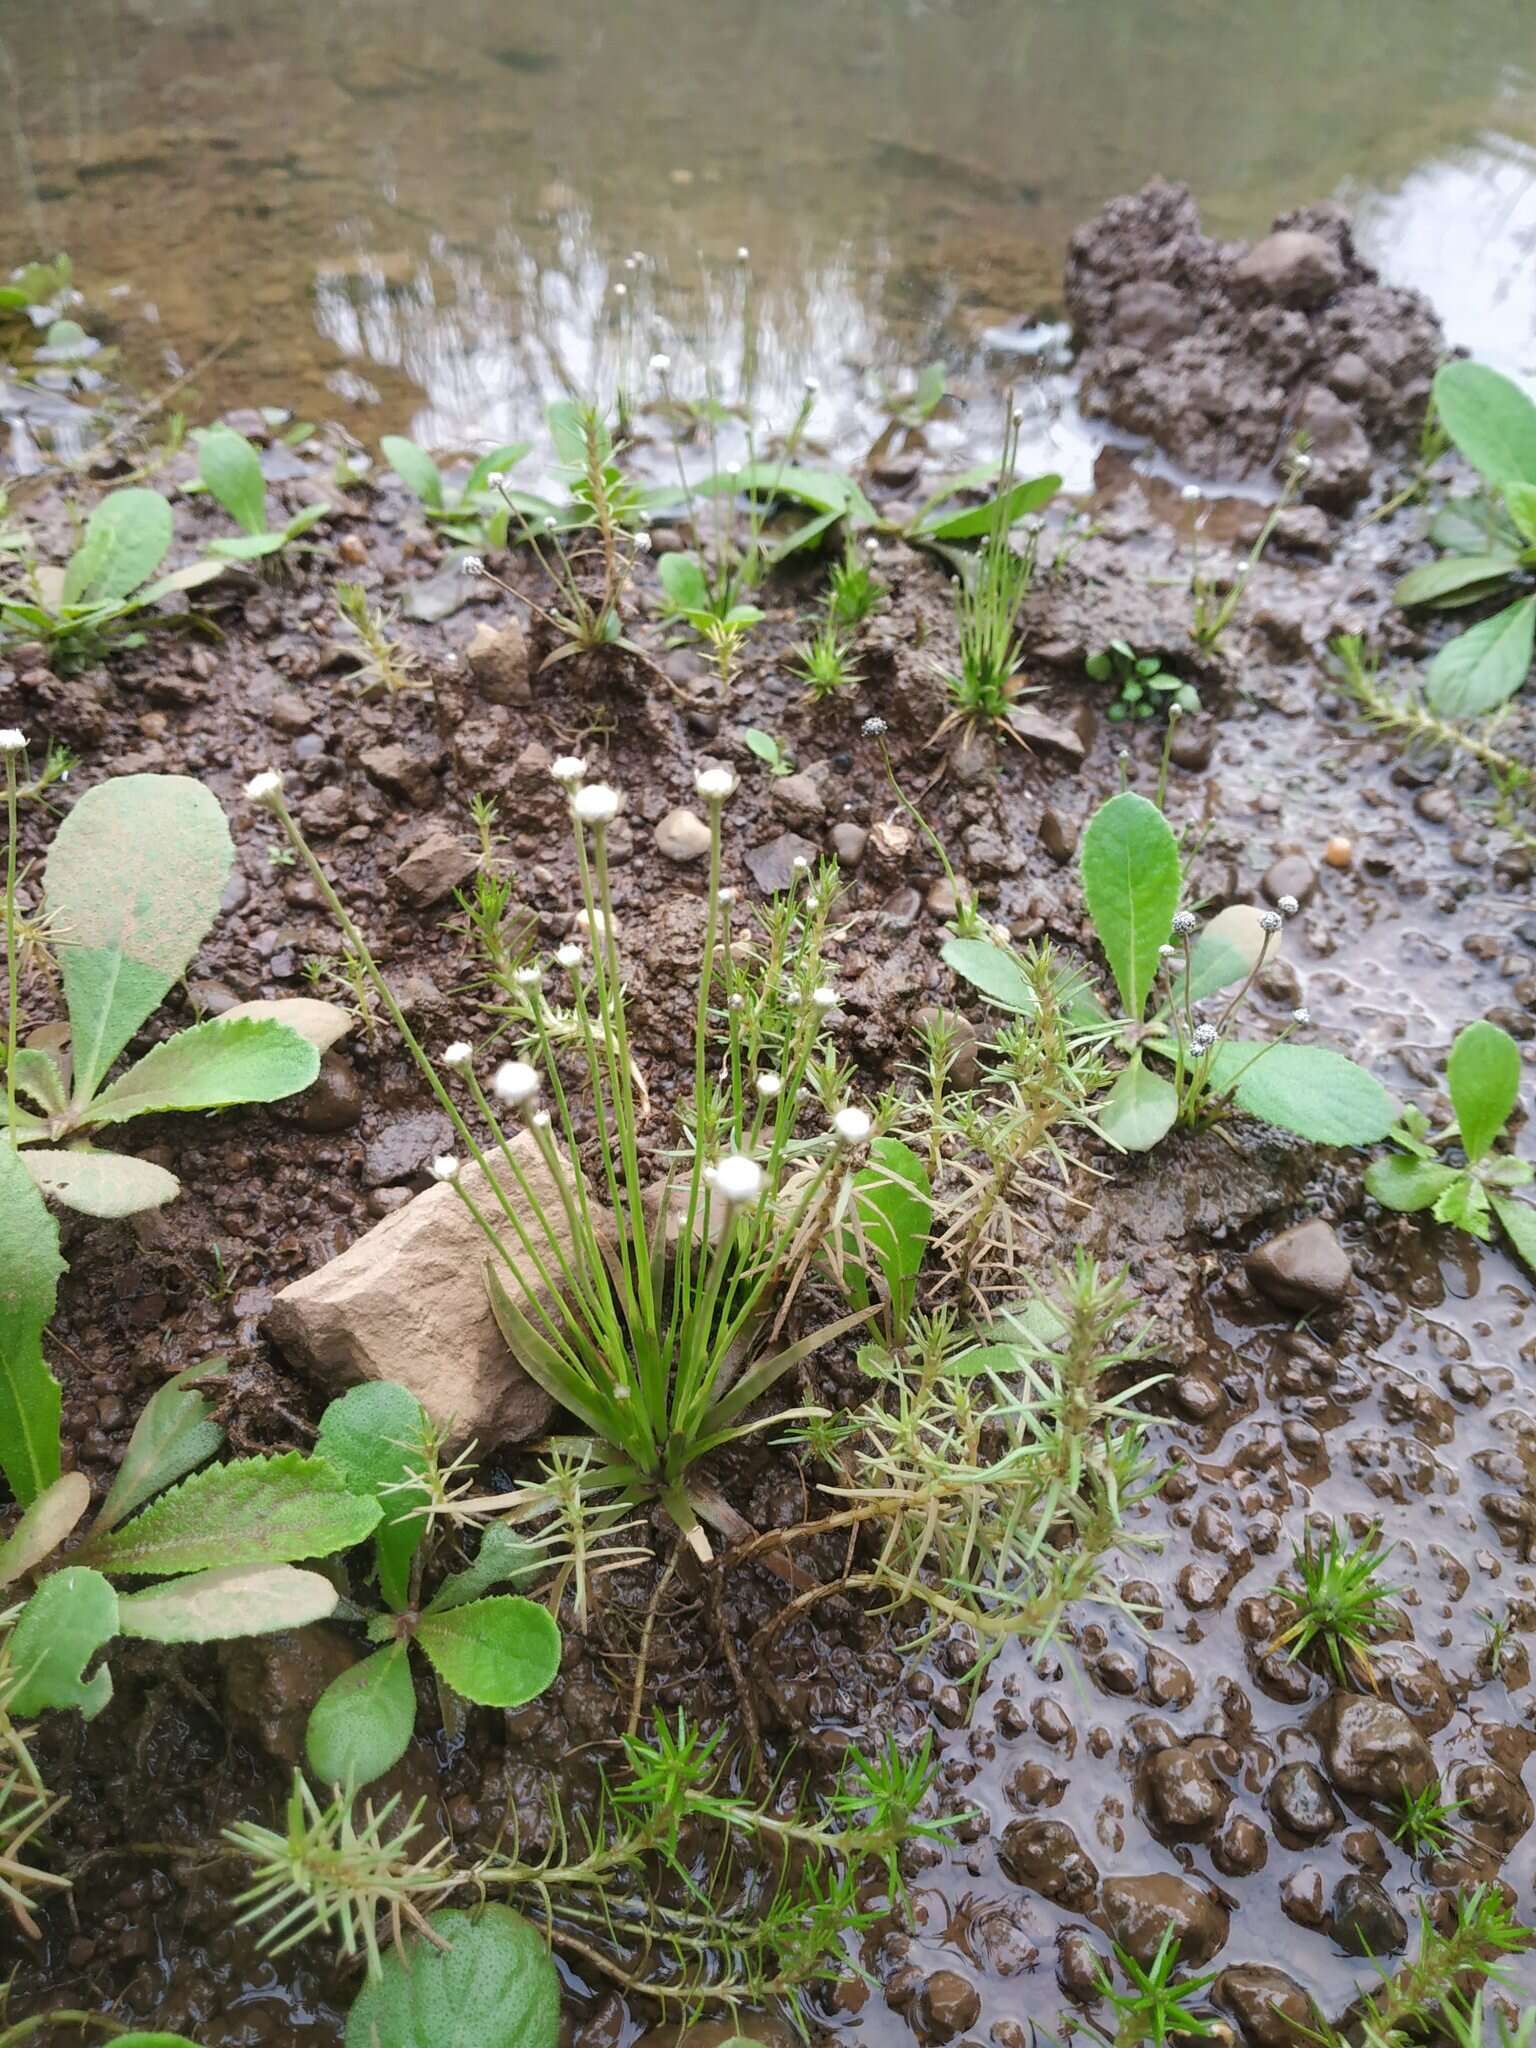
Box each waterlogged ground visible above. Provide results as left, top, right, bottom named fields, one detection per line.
left=1, top=318, right=1535, bottom=2040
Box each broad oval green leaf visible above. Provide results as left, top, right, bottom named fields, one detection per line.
left=381, top=435, right=445, bottom=511
left=0, top=1138, right=64, bottom=1506
left=657, top=551, right=711, bottom=615
left=0, top=1471, right=90, bottom=1588
left=9, top=1565, right=118, bottom=1719
left=80, top=1450, right=380, bottom=1577
left=415, top=1594, right=560, bottom=1709
left=207, top=531, right=287, bottom=560
left=941, top=936, right=1037, bottom=1013
left=117, top=1563, right=338, bottom=1643
left=1490, top=1192, right=1536, bottom=1276
left=307, top=1641, right=416, bottom=1787
left=1425, top=597, right=1536, bottom=717
left=1200, top=1039, right=1398, bottom=1146
left=85, top=1015, right=320, bottom=1126
left=220, top=995, right=352, bottom=1053
left=1097, top=1054, right=1178, bottom=1152
left=1079, top=791, right=1181, bottom=1021
left=1363, top=1154, right=1461, bottom=1213
left=1433, top=360, right=1536, bottom=488
left=316, top=1381, right=429, bottom=1613
left=22, top=1146, right=181, bottom=1217
left=344, top=1905, right=559, bottom=2048
left=464, top=443, right=533, bottom=498
left=45, top=774, right=233, bottom=1102
left=1504, top=481, right=1536, bottom=547
left=61, top=489, right=173, bottom=606
left=1447, top=1019, right=1521, bottom=1164
left=853, top=1137, right=932, bottom=1321
left=1183, top=904, right=1278, bottom=1004
left=196, top=425, right=269, bottom=536
left=913, top=472, right=1061, bottom=542
left=428, top=1524, right=544, bottom=1612
left=97, top=1357, right=227, bottom=1534
left=1393, top=553, right=1520, bottom=609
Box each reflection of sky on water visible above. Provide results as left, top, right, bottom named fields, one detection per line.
left=1350, top=136, right=1536, bottom=381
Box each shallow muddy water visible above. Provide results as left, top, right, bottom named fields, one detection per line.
left=3, top=0, right=1536, bottom=457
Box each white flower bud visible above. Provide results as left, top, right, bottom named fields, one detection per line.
left=803, top=375, right=820, bottom=395
left=572, top=782, right=621, bottom=826
left=735, top=246, right=750, bottom=262
left=810, top=986, right=837, bottom=1012
left=492, top=1060, right=540, bottom=1107
left=442, top=1040, right=474, bottom=1069
left=717, top=886, right=737, bottom=906
left=556, top=942, right=583, bottom=969
left=245, top=770, right=284, bottom=808
left=649, top=352, right=672, bottom=376
left=755, top=1072, right=782, bottom=1098
left=0, top=730, right=28, bottom=754
left=1259, top=911, right=1283, bottom=934
left=430, top=1154, right=459, bottom=1182
left=634, top=531, right=652, bottom=552
left=513, top=966, right=543, bottom=989
left=694, top=766, right=737, bottom=803
left=461, top=555, right=486, bottom=577
left=713, top=1153, right=763, bottom=1206
left=1171, top=911, right=1199, bottom=937
left=1277, top=894, right=1300, bottom=918
left=1291, top=1006, right=1310, bottom=1026
left=832, top=1106, right=871, bottom=1147
left=550, top=755, right=587, bottom=786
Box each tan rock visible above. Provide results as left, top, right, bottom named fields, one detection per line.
left=465, top=618, right=530, bottom=704
left=267, top=1134, right=603, bottom=1448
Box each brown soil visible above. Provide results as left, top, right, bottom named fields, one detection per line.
left=1, top=226, right=1534, bottom=2045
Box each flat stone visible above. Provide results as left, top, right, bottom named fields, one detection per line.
left=1262, top=854, right=1318, bottom=907
left=1318, top=1693, right=1435, bottom=1804
left=393, top=829, right=479, bottom=908
left=269, top=690, right=316, bottom=734
left=359, top=741, right=440, bottom=808
left=828, top=822, right=867, bottom=867
left=361, top=1110, right=454, bottom=1188
left=1005, top=705, right=1086, bottom=766
left=1268, top=1760, right=1341, bottom=1840
left=268, top=1137, right=593, bottom=1448
left=1247, top=1219, right=1352, bottom=1313
left=772, top=771, right=826, bottom=824
left=465, top=617, right=530, bottom=704
left=654, top=809, right=712, bottom=863
left=744, top=831, right=819, bottom=894
left=288, top=1052, right=364, bottom=1133
left=1331, top=1874, right=1407, bottom=1957
left=1211, top=1964, right=1317, bottom=2048
left=1232, top=229, right=1345, bottom=309
left=1039, top=808, right=1077, bottom=864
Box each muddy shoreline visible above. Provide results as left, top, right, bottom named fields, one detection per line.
left=2, top=183, right=1535, bottom=2044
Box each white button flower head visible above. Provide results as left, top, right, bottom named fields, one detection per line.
left=492, top=1059, right=541, bottom=1108
left=713, top=1153, right=763, bottom=1207
left=1259, top=910, right=1283, bottom=934
left=556, top=941, right=583, bottom=970
left=0, top=730, right=27, bottom=754
left=245, top=769, right=284, bottom=810
left=755, top=1072, right=782, bottom=1099
left=803, top=375, right=821, bottom=396
left=634, top=531, right=652, bottom=552
left=1171, top=911, right=1199, bottom=938
left=832, top=1105, right=872, bottom=1148
left=485, top=470, right=506, bottom=488
left=550, top=755, right=587, bottom=787
left=572, top=782, right=622, bottom=827
left=1292, top=1006, right=1311, bottom=1026
left=513, top=965, right=543, bottom=989
left=736, top=245, right=750, bottom=262
left=1180, top=483, right=1203, bottom=503
left=862, top=716, right=888, bottom=737
left=1191, top=1022, right=1218, bottom=1053
left=810, top=985, right=837, bottom=1012
left=717, top=885, right=737, bottom=906
left=430, top=1154, right=460, bottom=1183
left=442, top=1040, right=474, bottom=1069
left=649, top=352, right=672, bottom=377
left=694, top=765, right=737, bottom=804
left=1159, top=944, right=1179, bottom=962
left=461, top=555, right=486, bottom=578
left=614, top=281, right=627, bottom=298
left=1277, top=894, right=1300, bottom=918
left=529, top=1109, right=552, bottom=1131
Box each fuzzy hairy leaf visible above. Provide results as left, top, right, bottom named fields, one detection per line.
left=1433, top=360, right=1536, bottom=488
left=80, top=1450, right=380, bottom=1577
left=1491, top=1192, right=1536, bottom=1275
left=316, top=1381, right=429, bottom=1613
left=381, top=436, right=445, bottom=511
left=1363, top=1154, right=1461, bottom=1213
left=428, top=1524, right=544, bottom=1611
left=45, top=774, right=233, bottom=1102
left=1199, top=1040, right=1398, bottom=1145
left=196, top=425, right=269, bottom=535
left=10, top=1047, right=66, bottom=1116
left=0, top=1138, right=64, bottom=1506
left=97, top=1357, right=227, bottom=1533
left=9, top=1565, right=117, bottom=1719
left=941, top=936, right=1037, bottom=1013
left=116, top=1563, right=338, bottom=1642
left=307, top=1642, right=416, bottom=1787
left=0, top=1471, right=90, bottom=1588
left=345, top=1905, right=560, bottom=2048
left=219, top=995, right=352, bottom=1053
left=22, top=1146, right=181, bottom=1217
left=1079, top=791, right=1181, bottom=1021
left=86, top=1015, right=319, bottom=1126
left=1447, top=1018, right=1521, bottom=1164
left=61, top=489, right=173, bottom=606
left=1425, top=596, right=1536, bottom=717
left=1098, top=1053, right=1178, bottom=1152
left=415, top=1595, right=561, bottom=1708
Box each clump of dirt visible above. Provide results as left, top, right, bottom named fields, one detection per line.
left=1064, top=178, right=1446, bottom=504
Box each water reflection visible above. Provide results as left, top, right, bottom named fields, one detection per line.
left=1, top=0, right=1534, bottom=461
